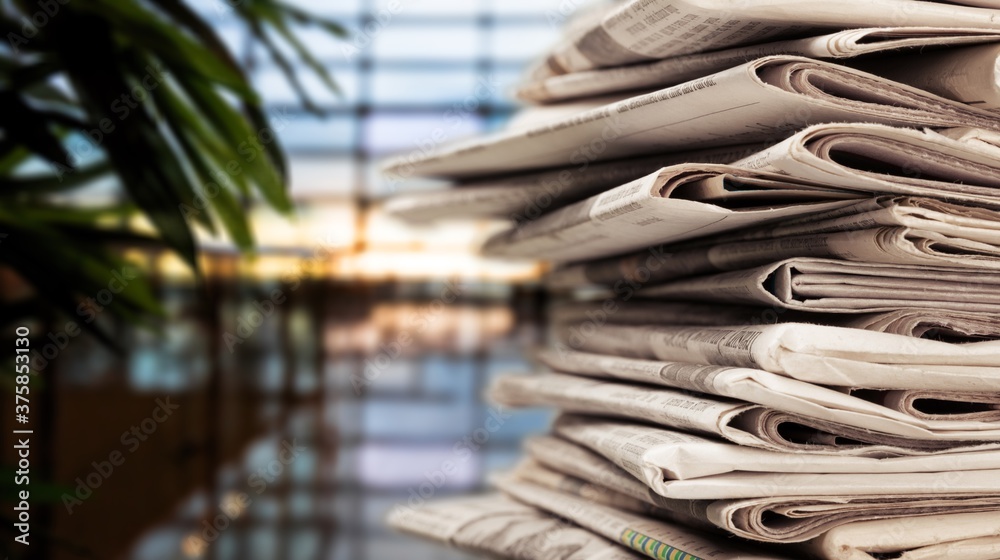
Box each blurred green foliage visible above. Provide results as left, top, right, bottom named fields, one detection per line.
left=0, top=0, right=345, bottom=345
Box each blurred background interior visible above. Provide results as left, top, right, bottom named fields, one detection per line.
left=0, top=0, right=593, bottom=558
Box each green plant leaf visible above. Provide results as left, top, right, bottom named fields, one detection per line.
left=79, top=0, right=256, bottom=99
left=0, top=161, right=112, bottom=196
left=0, top=0, right=346, bottom=351
left=0, top=91, right=73, bottom=168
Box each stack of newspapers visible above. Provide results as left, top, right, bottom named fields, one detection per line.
left=384, top=1, right=1000, bottom=559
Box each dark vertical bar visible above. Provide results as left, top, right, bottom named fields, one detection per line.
left=312, top=278, right=336, bottom=560
left=203, top=255, right=224, bottom=560
left=278, top=276, right=296, bottom=559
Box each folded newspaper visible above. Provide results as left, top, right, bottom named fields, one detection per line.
left=491, top=474, right=792, bottom=559
left=880, top=389, right=1000, bottom=422
left=518, top=28, right=1000, bottom=103
left=804, top=511, right=1000, bottom=560
left=851, top=42, right=1000, bottom=110
left=545, top=194, right=1000, bottom=288
left=518, top=439, right=717, bottom=533
left=550, top=415, right=1000, bottom=480
left=521, top=435, right=1000, bottom=544
left=529, top=0, right=1000, bottom=77
left=536, top=348, right=1000, bottom=429
left=384, top=58, right=1000, bottom=179
left=485, top=125, right=1000, bottom=263
left=480, top=164, right=863, bottom=261
left=550, top=225, right=1000, bottom=278
left=635, top=257, right=1000, bottom=313
left=490, top=373, right=1000, bottom=452
left=536, top=417, right=1000, bottom=500
left=549, top=320, right=1000, bottom=390
left=734, top=124, right=1000, bottom=207
left=546, top=299, right=1000, bottom=341
left=493, top=473, right=1000, bottom=559
left=384, top=145, right=767, bottom=223
left=387, top=493, right=645, bottom=560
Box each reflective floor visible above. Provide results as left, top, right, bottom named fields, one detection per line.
left=15, top=274, right=550, bottom=560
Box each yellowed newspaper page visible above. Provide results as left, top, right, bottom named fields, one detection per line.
left=853, top=43, right=1000, bottom=109
left=387, top=493, right=645, bottom=560
left=493, top=475, right=793, bottom=559
left=637, top=258, right=1000, bottom=313
left=536, top=0, right=1000, bottom=75
left=482, top=165, right=861, bottom=261
left=385, top=145, right=766, bottom=222
left=520, top=28, right=1000, bottom=102
left=550, top=319, right=1000, bottom=390
left=524, top=434, right=1000, bottom=544
left=537, top=349, right=1000, bottom=435
left=557, top=420, right=1000, bottom=499
left=733, top=124, right=1000, bottom=207
left=384, top=57, right=1000, bottom=179
left=552, top=415, right=1000, bottom=480
left=804, top=511, right=1000, bottom=560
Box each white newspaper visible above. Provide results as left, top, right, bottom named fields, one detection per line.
left=383, top=57, right=1000, bottom=180
left=941, top=125, right=1000, bottom=149
left=553, top=415, right=1000, bottom=480
left=490, top=373, right=1000, bottom=452
left=549, top=320, right=1000, bottom=390
left=566, top=226, right=1000, bottom=276
left=512, top=458, right=657, bottom=517
left=834, top=309, right=1000, bottom=340
left=505, top=95, right=625, bottom=128
left=733, top=124, right=1000, bottom=208
left=853, top=42, right=1000, bottom=109
left=804, top=511, right=1000, bottom=560
left=545, top=194, right=1000, bottom=287
left=876, top=389, right=1000, bottom=422
left=520, top=438, right=719, bottom=532
left=704, top=195, right=1000, bottom=246
left=637, top=257, right=1000, bottom=313
left=485, top=126, right=1000, bottom=262
left=546, top=299, right=1000, bottom=341
left=495, top=473, right=1000, bottom=558
left=548, top=300, right=778, bottom=327
left=525, top=435, right=1000, bottom=545
left=384, top=145, right=767, bottom=223
left=536, top=348, right=1000, bottom=434
left=491, top=475, right=792, bottom=560
left=544, top=416, right=1000, bottom=500
left=387, top=493, right=644, bottom=560
left=530, top=0, right=1000, bottom=77
left=519, top=28, right=1000, bottom=103
left=481, top=164, right=862, bottom=261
